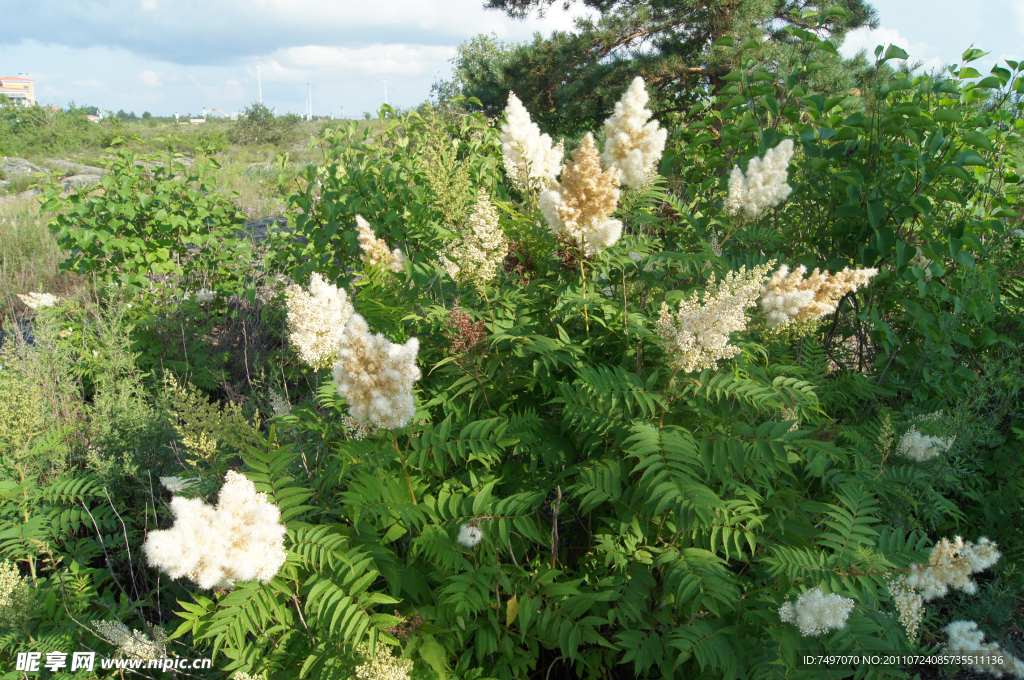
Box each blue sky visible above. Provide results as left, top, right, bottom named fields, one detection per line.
left=2, top=0, right=1023, bottom=118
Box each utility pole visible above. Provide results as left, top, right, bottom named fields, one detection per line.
left=383, top=79, right=387, bottom=106
left=308, top=82, right=312, bottom=121
left=257, top=66, right=262, bottom=104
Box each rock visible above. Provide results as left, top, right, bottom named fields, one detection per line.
left=60, top=174, right=104, bottom=191
left=48, top=159, right=106, bottom=176
left=0, top=157, right=49, bottom=177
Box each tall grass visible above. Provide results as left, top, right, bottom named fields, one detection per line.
left=0, top=197, right=83, bottom=321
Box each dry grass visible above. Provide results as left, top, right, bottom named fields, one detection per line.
left=0, top=196, right=86, bottom=323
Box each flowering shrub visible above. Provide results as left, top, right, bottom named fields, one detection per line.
left=5, top=31, right=1024, bottom=680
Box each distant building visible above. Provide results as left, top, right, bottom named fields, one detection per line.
left=86, top=114, right=101, bottom=123
left=0, top=75, right=34, bottom=106
left=189, top=118, right=206, bottom=125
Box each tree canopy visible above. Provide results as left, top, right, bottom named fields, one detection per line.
left=437, top=0, right=878, bottom=134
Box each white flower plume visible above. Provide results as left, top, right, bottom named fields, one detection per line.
left=725, top=139, right=795, bottom=220
left=285, top=273, right=355, bottom=370
left=656, top=262, right=774, bottom=373
left=332, top=313, right=421, bottom=430
left=143, top=471, right=287, bottom=590
left=601, top=76, right=668, bottom=188
left=778, top=587, right=855, bottom=637
left=500, top=92, right=563, bottom=193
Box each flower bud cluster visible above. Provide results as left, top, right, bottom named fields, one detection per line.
left=601, top=77, right=668, bottom=189
left=539, top=133, right=623, bottom=255
left=357, top=215, right=405, bottom=273
left=656, top=262, right=774, bottom=373
left=355, top=642, right=414, bottom=680
left=500, top=92, right=563, bottom=192
left=944, top=621, right=1024, bottom=678
left=884, top=573, right=923, bottom=641
left=725, top=140, right=795, bottom=220
left=285, top=272, right=354, bottom=369
left=777, top=587, right=856, bottom=637
left=440, top=190, right=507, bottom=287
left=143, top=471, right=287, bottom=590
left=897, top=426, right=954, bottom=462
left=92, top=620, right=167, bottom=660
left=758, top=264, right=878, bottom=328
left=906, top=536, right=1001, bottom=601
left=0, top=559, right=35, bottom=628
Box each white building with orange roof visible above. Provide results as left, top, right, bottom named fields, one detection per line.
left=0, top=76, right=35, bottom=106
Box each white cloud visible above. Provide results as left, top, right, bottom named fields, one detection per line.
left=268, top=44, right=458, bottom=76
left=139, top=70, right=162, bottom=86
left=140, top=0, right=158, bottom=9
left=72, top=78, right=105, bottom=87
left=840, top=26, right=928, bottom=60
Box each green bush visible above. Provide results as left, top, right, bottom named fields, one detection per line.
left=41, top=146, right=252, bottom=292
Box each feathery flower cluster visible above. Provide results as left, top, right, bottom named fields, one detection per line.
left=885, top=573, right=923, bottom=641
left=143, top=471, right=287, bottom=590
left=458, top=524, right=483, bottom=548
left=656, top=262, right=775, bottom=373
left=440, top=190, right=507, bottom=287
left=16, top=292, right=60, bottom=310
left=267, top=390, right=292, bottom=418
left=909, top=251, right=934, bottom=280
left=0, top=559, right=35, bottom=628
left=539, top=133, right=623, bottom=255
left=356, top=215, right=405, bottom=273
left=897, top=426, right=955, bottom=462
left=500, top=92, right=563, bottom=192
left=906, top=536, right=1001, bottom=601
left=233, top=673, right=264, bottom=680
left=159, top=476, right=196, bottom=493
left=601, top=77, right=667, bottom=188
left=945, top=621, right=1024, bottom=678
left=758, top=264, right=878, bottom=328
left=355, top=643, right=414, bottom=680
left=285, top=273, right=354, bottom=369
left=777, top=587, right=856, bottom=637
left=92, top=621, right=167, bottom=660
left=332, top=313, right=421, bottom=430
left=725, top=139, right=795, bottom=220
left=184, top=288, right=216, bottom=303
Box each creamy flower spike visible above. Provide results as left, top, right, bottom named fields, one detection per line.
left=332, top=313, right=421, bottom=430
left=777, top=587, right=855, bottom=637
left=500, top=92, right=564, bottom=192
left=758, top=264, right=878, bottom=328
left=656, top=262, right=774, bottom=373
left=440, top=189, right=507, bottom=287
left=92, top=620, right=167, bottom=660
left=897, top=426, right=954, bottom=462
left=726, top=139, right=795, bottom=220
left=16, top=292, right=60, bottom=310
left=539, top=133, right=623, bottom=255
left=601, top=77, right=668, bottom=188
left=944, top=621, right=1024, bottom=677
left=143, top=471, right=287, bottom=590
left=356, top=215, right=405, bottom=273
left=906, top=536, right=1001, bottom=601
left=285, top=272, right=354, bottom=370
